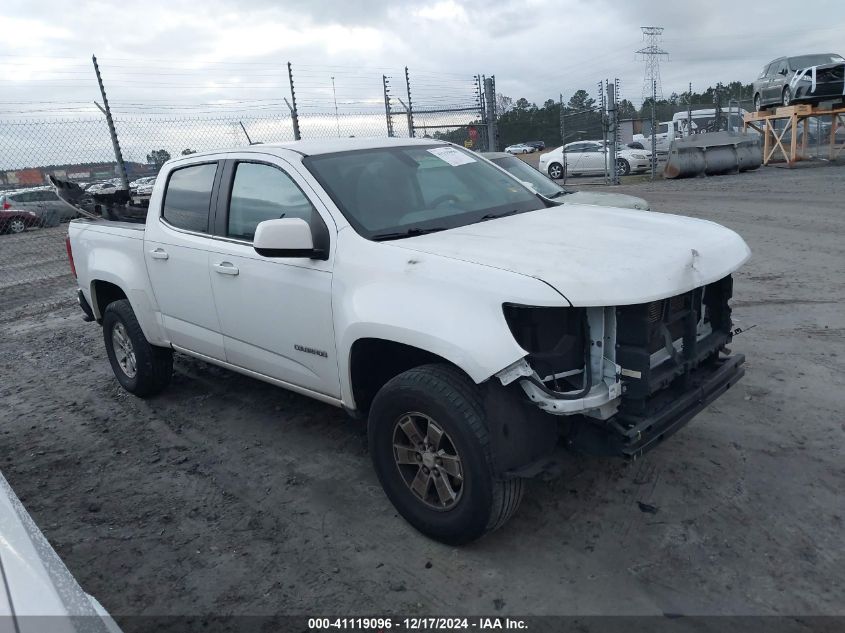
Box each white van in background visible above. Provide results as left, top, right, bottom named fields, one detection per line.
left=634, top=108, right=751, bottom=153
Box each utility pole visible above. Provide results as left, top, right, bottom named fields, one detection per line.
left=286, top=62, right=301, bottom=141
left=598, top=81, right=607, bottom=182
left=91, top=55, right=129, bottom=190
left=484, top=76, right=497, bottom=152
left=713, top=82, right=724, bottom=132
left=608, top=80, right=619, bottom=185
left=636, top=26, right=669, bottom=105
left=475, top=74, right=486, bottom=150
left=239, top=121, right=253, bottom=145
left=650, top=80, right=657, bottom=180
left=559, top=92, right=566, bottom=184
left=396, top=98, right=413, bottom=137
left=687, top=82, right=692, bottom=137
left=331, top=75, right=340, bottom=137
left=382, top=75, right=394, bottom=137
left=404, top=66, right=415, bottom=138
left=559, top=93, right=565, bottom=145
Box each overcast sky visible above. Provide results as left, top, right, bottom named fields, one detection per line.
left=1, top=0, right=843, bottom=120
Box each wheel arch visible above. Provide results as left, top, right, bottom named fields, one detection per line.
left=348, top=337, right=471, bottom=415
left=90, top=279, right=128, bottom=320
left=86, top=275, right=167, bottom=345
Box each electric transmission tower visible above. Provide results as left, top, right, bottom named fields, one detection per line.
left=636, top=26, right=668, bottom=104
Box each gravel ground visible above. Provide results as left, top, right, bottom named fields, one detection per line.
left=1, top=161, right=844, bottom=622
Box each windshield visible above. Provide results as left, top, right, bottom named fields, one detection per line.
left=304, top=145, right=545, bottom=239
left=489, top=155, right=567, bottom=198
left=789, top=54, right=845, bottom=69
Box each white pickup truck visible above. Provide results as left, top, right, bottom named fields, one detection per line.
left=63, top=137, right=750, bottom=544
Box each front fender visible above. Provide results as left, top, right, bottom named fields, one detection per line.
left=333, top=230, right=567, bottom=407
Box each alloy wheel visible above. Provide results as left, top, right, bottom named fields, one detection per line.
left=111, top=322, right=137, bottom=378
left=392, top=412, right=464, bottom=511
left=9, top=219, right=25, bottom=234
left=616, top=159, right=630, bottom=176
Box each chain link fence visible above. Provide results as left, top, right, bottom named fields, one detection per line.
left=0, top=65, right=491, bottom=298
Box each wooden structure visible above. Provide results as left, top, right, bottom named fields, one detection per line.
left=744, top=104, right=845, bottom=166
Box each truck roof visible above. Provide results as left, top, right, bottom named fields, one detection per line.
left=172, top=137, right=447, bottom=163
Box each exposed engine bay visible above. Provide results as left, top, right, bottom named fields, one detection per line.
left=496, top=275, right=745, bottom=458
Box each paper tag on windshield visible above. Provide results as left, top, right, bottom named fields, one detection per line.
left=427, top=147, right=475, bottom=166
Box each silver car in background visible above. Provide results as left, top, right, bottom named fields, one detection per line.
left=482, top=152, right=649, bottom=210
left=0, top=186, right=77, bottom=226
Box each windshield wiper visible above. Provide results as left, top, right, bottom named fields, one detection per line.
left=547, top=191, right=568, bottom=199
left=479, top=209, right=521, bottom=221
left=371, top=226, right=448, bottom=241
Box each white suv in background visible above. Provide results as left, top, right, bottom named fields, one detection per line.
left=539, top=141, right=651, bottom=178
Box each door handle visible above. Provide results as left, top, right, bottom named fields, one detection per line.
left=213, top=261, right=239, bottom=276
left=149, top=248, right=169, bottom=260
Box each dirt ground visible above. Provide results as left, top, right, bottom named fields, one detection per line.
left=1, top=161, right=844, bottom=622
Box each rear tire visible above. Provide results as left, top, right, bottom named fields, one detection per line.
left=754, top=94, right=763, bottom=112
left=368, top=364, right=523, bottom=545
left=103, top=299, right=173, bottom=397
left=9, top=219, right=26, bottom=234
left=547, top=162, right=564, bottom=179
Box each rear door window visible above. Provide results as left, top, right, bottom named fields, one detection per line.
left=162, top=163, right=218, bottom=233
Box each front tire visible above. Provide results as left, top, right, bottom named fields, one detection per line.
left=782, top=86, right=792, bottom=107
left=103, top=299, right=173, bottom=397
left=368, top=364, right=523, bottom=545
left=616, top=158, right=631, bottom=176
left=547, top=162, right=564, bottom=179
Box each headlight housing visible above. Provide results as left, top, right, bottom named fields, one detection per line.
left=503, top=304, right=587, bottom=381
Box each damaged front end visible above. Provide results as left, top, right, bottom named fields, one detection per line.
left=494, top=275, right=745, bottom=464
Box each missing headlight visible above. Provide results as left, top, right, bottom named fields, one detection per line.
left=502, top=304, right=587, bottom=388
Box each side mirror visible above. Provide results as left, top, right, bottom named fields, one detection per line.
left=253, top=217, right=324, bottom=259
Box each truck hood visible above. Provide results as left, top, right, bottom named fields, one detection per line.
left=390, top=205, right=751, bottom=306
left=561, top=190, right=649, bottom=210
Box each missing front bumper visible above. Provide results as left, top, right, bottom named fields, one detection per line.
left=567, top=353, right=745, bottom=459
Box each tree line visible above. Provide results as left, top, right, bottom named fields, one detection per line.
left=494, top=81, right=753, bottom=148
left=432, top=80, right=753, bottom=149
